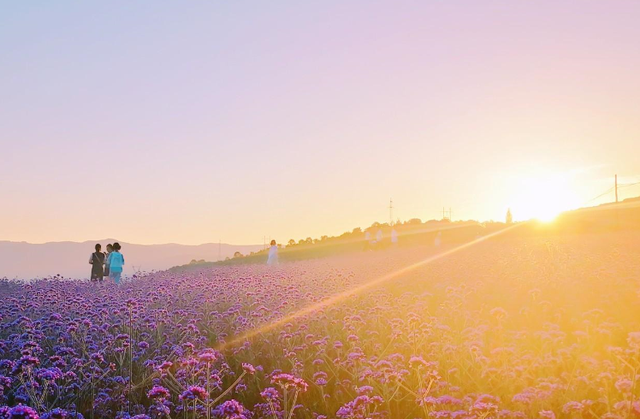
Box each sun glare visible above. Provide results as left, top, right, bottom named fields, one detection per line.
left=510, top=173, right=579, bottom=222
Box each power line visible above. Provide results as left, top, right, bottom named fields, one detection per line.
left=619, top=181, right=640, bottom=188
left=584, top=187, right=614, bottom=204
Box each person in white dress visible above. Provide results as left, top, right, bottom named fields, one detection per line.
left=391, top=227, right=398, bottom=246
left=267, top=240, right=279, bottom=265
left=364, top=230, right=372, bottom=251
left=373, top=228, right=383, bottom=250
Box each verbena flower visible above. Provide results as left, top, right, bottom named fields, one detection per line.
left=147, top=385, right=170, bottom=400
left=5, top=405, right=40, bottom=419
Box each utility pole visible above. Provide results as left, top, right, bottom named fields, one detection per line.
left=449, top=207, right=453, bottom=221
left=615, top=174, right=619, bottom=203
left=389, top=199, right=393, bottom=225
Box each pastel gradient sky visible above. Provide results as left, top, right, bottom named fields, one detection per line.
left=1, top=1, right=640, bottom=245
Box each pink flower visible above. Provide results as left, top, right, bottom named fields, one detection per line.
left=615, top=378, right=633, bottom=394
left=539, top=410, right=556, bottom=419
left=147, top=385, right=170, bottom=400
left=271, top=373, right=308, bottom=392
left=199, top=349, right=218, bottom=363
left=242, top=363, right=256, bottom=375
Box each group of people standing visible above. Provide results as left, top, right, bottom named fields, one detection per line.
left=364, top=227, right=399, bottom=251
left=89, top=242, right=125, bottom=284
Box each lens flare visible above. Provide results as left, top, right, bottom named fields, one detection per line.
left=215, top=222, right=525, bottom=352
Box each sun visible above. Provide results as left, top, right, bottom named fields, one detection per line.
left=535, top=207, right=562, bottom=223
left=510, top=173, right=579, bottom=222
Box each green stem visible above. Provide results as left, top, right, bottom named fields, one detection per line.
left=209, top=371, right=247, bottom=407
left=286, top=390, right=299, bottom=419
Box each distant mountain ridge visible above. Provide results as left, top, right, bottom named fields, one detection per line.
left=0, top=239, right=263, bottom=280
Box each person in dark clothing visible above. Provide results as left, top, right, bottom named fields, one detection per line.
left=89, top=243, right=105, bottom=281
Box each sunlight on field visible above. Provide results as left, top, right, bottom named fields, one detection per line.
left=2, top=233, right=640, bottom=418
left=511, top=173, right=581, bottom=222
left=218, top=223, right=523, bottom=351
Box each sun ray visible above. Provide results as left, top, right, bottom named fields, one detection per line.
left=215, top=222, right=526, bottom=352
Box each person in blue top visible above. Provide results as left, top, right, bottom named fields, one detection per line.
left=107, top=242, right=125, bottom=285
left=104, top=243, right=113, bottom=277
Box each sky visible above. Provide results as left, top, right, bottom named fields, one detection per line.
left=1, top=0, right=640, bottom=245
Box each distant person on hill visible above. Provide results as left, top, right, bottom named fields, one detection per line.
left=104, top=243, right=113, bottom=277
left=364, top=230, right=371, bottom=251
left=107, top=242, right=125, bottom=284
left=434, top=231, right=442, bottom=248
left=391, top=226, right=398, bottom=246
left=375, top=228, right=383, bottom=250
left=89, top=243, right=105, bottom=281
left=267, top=240, right=279, bottom=265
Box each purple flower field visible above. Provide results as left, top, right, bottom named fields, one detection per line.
left=1, top=233, right=640, bottom=419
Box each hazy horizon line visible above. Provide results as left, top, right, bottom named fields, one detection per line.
left=3, top=195, right=638, bottom=248
left=0, top=238, right=264, bottom=247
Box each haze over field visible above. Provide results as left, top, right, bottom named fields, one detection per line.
left=3, top=229, right=640, bottom=418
